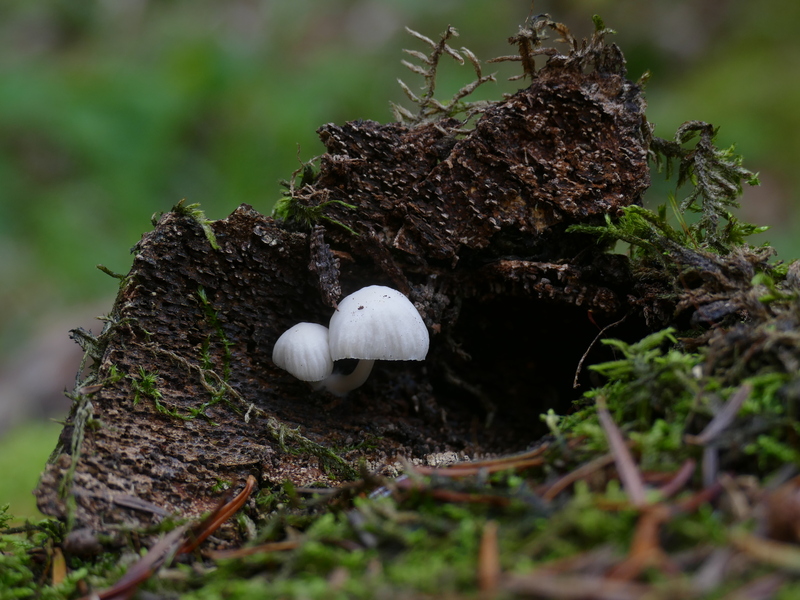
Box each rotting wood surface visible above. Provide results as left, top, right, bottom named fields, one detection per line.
left=35, top=40, right=651, bottom=547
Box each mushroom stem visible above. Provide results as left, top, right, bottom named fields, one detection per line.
left=320, top=359, right=376, bottom=396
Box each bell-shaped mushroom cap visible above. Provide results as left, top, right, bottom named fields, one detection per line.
left=329, top=285, right=429, bottom=361
left=272, top=322, right=333, bottom=382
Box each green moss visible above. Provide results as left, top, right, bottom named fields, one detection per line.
left=273, top=186, right=358, bottom=236
left=130, top=366, right=161, bottom=407
left=171, top=199, right=220, bottom=250
left=95, top=263, right=128, bottom=283
left=197, top=286, right=233, bottom=382
left=211, top=478, right=233, bottom=493
left=572, top=120, right=763, bottom=261
left=0, top=508, right=130, bottom=600
left=104, top=364, right=125, bottom=385
left=129, top=366, right=208, bottom=422
left=745, top=435, right=800, bottom=469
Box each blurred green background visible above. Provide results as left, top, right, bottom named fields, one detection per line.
left=1, top=0, right=798, bottom=521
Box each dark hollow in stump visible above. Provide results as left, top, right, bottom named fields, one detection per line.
left=35, top=43, right=651, bottom=546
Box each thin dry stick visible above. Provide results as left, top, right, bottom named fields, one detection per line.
left=657, top=459, right=696, bottom=499
left=685, top=383, right=752, bottom=445
left=84, top=525, right=189, bottom=600
left=411, top=456, right=546, bottom=478
left=542, top=452, right=617, bottom=501
left=86, top=476, right=258, bottom=599
left=502, top=572, right=651, bottom=600
left=207, top=540, right=302, bottom=560
left=597, top=397, right=647, bottom=507
left=180, top=475, right=258, bottom=554
left=608, top=504, right=677, bottom=581
left=729, top=531, right=800, bottom=574
left=478, top=520, right=500, bottom=594
left=721, top=573, right=789, bottom=600
left=410, top=444, right=550, bottom=477
left=573, top=312, right=629, bottom=388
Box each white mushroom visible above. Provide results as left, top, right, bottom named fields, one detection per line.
left=322, top=285, right=429, bottom=395
left=272, top=322, right=333, bottom=385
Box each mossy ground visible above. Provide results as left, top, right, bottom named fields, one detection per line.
left=4, top=311, right=800, bottom=597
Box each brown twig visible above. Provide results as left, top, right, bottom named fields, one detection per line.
left=607, top=504, right=678, bottom=580
left=180, top=474, right=258, bottom=554
left=685, top=384, right=752, bottom=445
left=84, top=475, right=258, bottom=600
left=597, top=397, right=647, bottom=507
left=541, top=453, right=616, bottom=501
left=88, top=525, right=189, bottom=600
left=395, top=478, right=512, bottom=507
left=206, top=540, right=302, bottom=560
left=409, top=445, right=549, bottom=478
left=501, top=571, right=652, bottom=600
left=657, top=459, right=697, bottom=499
left=478, top=520, right=500, bottom=595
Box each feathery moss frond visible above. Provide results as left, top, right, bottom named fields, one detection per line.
left=391, top=26, right=496, bottom=126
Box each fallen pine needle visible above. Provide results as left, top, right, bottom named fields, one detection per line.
left=478, top=520, right=500, bottom=594
left=597, top=397, right=647, bottom=507
left=207, top=540, right=302, bottom=560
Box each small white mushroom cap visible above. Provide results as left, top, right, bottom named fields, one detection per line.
left=272, top=322, right=333, bottom=382
left=328, top=285, right=429, bottom=361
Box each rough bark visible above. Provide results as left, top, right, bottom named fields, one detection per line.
left=35, top=42, right=652, bottom=547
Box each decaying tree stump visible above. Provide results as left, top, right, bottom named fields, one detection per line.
left=35, top=24, right=652, bottom=547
